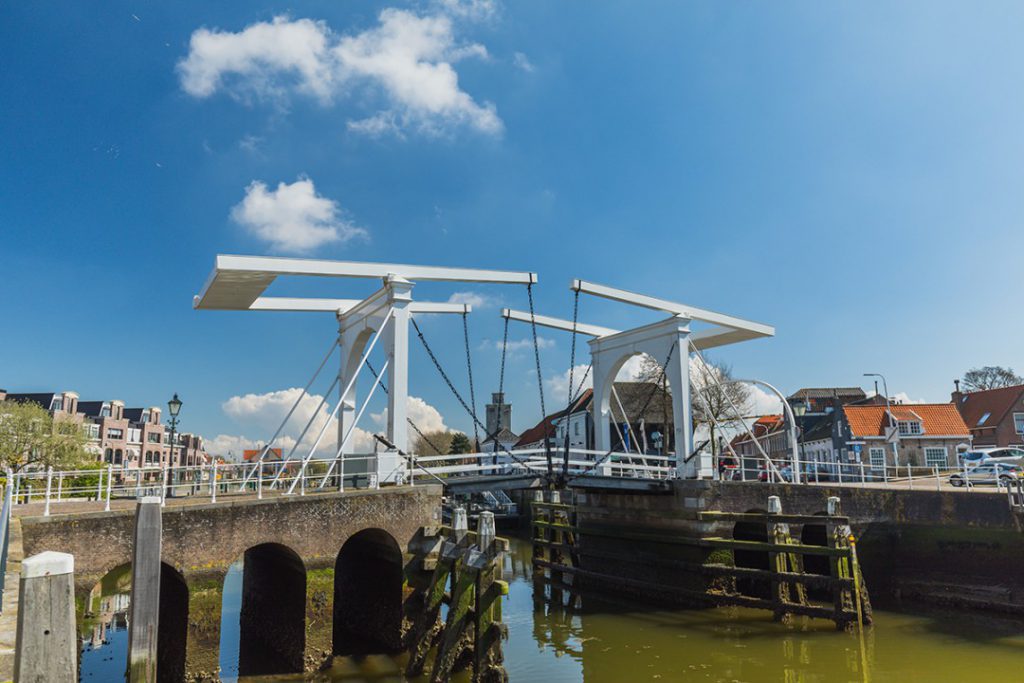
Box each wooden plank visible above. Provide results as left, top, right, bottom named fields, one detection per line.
left=699, top=512, right=849, bottom=524
left=701, top=537, right=851, bottom=557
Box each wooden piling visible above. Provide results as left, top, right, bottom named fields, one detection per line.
left=127, top=497, right=162, bottom=682
left=14, top=551, right=77, bottom=683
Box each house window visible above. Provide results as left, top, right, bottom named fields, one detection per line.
left=86, top=424, right=100, bottom=439
left=104, top=448, right=113, bottom=463
left=1014, top=413, right=1024, bottom=435
left=869, top=448, right=886, bottom=471
left=114, top=449, right=123, bottom=465
left=898, top=421, right=922, bottom=436
left=977, top=412, right=991, bottom=426
left=574, top=421, right=580, bottom=436
left=148, top=433, right=162, bottom=444
left=106, top=428, right=124, bottom=440
left=49, top=397, right=63, bottom=412
left=924, top=447, right=947, bottom=468
left=100, top=405, right=111, bottom=418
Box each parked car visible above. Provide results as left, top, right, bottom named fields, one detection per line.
left=958, top=447, right=1024, bottom=466
left=949, top=462, right=1023, bottom=487
left=758, top=465, right=793, bottom=483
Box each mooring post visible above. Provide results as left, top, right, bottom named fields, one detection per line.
left=127, top=497, right=162, bottom=682
left=473, top=511, right=506, bottom=683
left=14, top=551, right=77, bottom=682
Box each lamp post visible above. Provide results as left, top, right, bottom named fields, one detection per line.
left=864, top=373, right=899, bottom=467
left=167, top=393, right=182, bottom=497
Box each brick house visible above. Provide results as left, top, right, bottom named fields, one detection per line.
left=951, top=382, right=1024, bottom=449
left=0, top=388, right=208, bottom=470
left=841, top=403, right=971, bottom=470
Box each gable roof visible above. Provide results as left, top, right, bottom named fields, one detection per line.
left=513, top=389, right=593, bottom=448
left=955, top=384, right=1024, bottom=431
left=3, top=392, right=56, bottom=410
left=788, top=387, right=866, bottom=401
left=843, top=403, right=969, bottom=438
left=731, top=414, right=786, bottom=447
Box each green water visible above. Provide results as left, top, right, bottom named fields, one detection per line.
left=81, top=536, right=1024, bottom=682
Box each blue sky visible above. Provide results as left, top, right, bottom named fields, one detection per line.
left=3, top=1, right=1023, bottom=456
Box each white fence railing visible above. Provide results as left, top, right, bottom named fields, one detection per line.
left=4, top=449, right=1006, bottom=517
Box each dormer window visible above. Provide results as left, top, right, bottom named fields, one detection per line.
left=898, top=420, right=922, bottom=436
left=977, top=412, right=991, bottom=426
left=49, top=397, right=63, bottom=412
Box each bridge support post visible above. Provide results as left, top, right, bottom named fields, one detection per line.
left=14, top=551, right=77, bottom=682
left=128, top=497, right=162, bottom=682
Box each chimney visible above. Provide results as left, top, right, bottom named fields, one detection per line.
left=951, top=379, right=963, bottom=405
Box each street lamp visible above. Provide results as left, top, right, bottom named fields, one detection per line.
left=863, top=373, right=899, bottom=467
left=167, top=394, right=182, bottom=492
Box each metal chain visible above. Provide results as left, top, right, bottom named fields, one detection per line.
left=363, top=358, right=450, bottom=457
left=526, top=283, right=552, bottom=478
left=410, top=317, right=540, bottom=474
left=498, top=315, right=509, bottom=397
left=563, top=286, right=581, bottom=477
left=566, top=339, right=678, bottom=483
left=462, top=313, right=481, bottom=449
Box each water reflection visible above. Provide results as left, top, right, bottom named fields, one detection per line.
left=80, top=534, right=1024, bottom=682
left=79, top=565, right=131, bottom=682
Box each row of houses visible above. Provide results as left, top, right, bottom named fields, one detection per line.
left=733, top=382, right=1024, bottom=471
left=0, top=388, right=210, bottom=470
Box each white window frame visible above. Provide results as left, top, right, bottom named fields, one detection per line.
left=924, top=447, right=948, bottom=468
left=1014, top=412, right=1024, bottom=435
left=869, top=447, right=886, bottom=471
left=898, top=420, right=923, bottom=436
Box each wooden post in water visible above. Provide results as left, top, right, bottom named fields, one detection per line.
left=14, top=551, right=77, bottom=682
left=473, top=511, right=507, bottom=683
left=127, top=497, right=162, bottom=682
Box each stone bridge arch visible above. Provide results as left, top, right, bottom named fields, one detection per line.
left=333, top=527, right=404, bottom=655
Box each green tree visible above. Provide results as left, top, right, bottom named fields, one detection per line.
left=449, top=432, right=472, bottom=455
left=413, top=430, right=455, bottom=456
left=0, top=400, right=89, bottom=472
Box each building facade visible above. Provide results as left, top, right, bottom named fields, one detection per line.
left=0, top=388, right=209, bottom=470
left=951, top=381, right=1024, bottom=449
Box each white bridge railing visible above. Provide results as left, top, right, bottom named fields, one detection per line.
left=3, top=450, right=1002, bottom=517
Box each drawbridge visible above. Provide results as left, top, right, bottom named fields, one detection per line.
left=193, top=254, right=779, bottom=494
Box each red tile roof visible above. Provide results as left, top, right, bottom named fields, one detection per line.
left=955, top=385, right=1024, bottom=431
left=843, top=404, right=969, bottom=438
left=513, top=389, right=592, bottom=448
left=731, top=414, right=785, bottom=446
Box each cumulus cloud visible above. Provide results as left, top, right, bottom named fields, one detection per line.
left=371, top=395, right=449, bottom=434
left=868, top=390, right=927, bottom=405
left=202, top=433, right=259, bottom=460
left=178, top=10, right=502, bottom=136
left=447, top=291, right=495, bottom=308
left=231, top=177, right=366, bottom=253
left=545, top=356, right=650, bottom=405
left=218, top=386, right=376, bottom=458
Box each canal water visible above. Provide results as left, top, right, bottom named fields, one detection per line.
left=80, top=536, right=1024, bottom=682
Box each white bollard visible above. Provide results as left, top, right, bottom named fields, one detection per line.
left=105, top=464, right=113, bottom=512
left=43, top=467, right=53, bottom=517
left=768, top=495, right=782, bottom=515
left=478, top=511, right=496, bottom=551
left=827, top=496, right=840, bottom=516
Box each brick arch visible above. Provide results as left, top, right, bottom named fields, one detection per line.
left=333, top=527, right=404, bottom=655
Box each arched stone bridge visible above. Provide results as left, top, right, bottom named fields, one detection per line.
left=18, top=485, right=443, bottom=680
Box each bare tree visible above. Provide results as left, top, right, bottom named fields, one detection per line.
left=634, top=354, right=751, bottom=455
left=961, top=366, right=1023, bottom=392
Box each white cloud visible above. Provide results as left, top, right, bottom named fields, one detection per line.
left=203, top=433, right=259, bottom=460
left=231, top=177, right=367, bottom=253
left=178, top=16, right=334, bottom=101
left=544, top=355, right=649, bottom=405
left=481, top=336, right=555, bottom=354
left=371, top=395, right=449, bottom=434
left=866, top=389, right=927, bottom=405
left=447, top=291, right=495, bottom=308
left=512, top=51, right=534, bottom=73
left=179, top=11, right=502, bottom=136
left=434, top=0, right=500, bottom=22
left=219, top=387, right=375, bottom=457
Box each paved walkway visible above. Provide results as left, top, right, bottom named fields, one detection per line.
left=0, top=517, right=24, bottom=682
